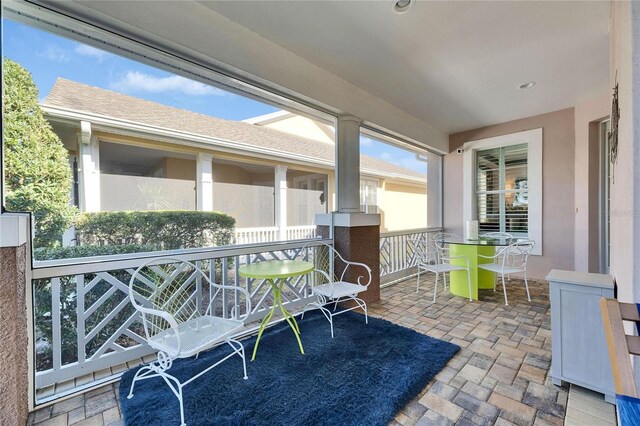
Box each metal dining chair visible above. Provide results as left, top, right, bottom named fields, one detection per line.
left=477, top=240, right=535, bottom=305
left=127, top=257, right=251, bottom=426
left=416, top=237, right=473, bottom=303
left=301, top=242, right=372, bottom=338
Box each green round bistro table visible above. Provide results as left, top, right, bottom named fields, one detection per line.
left=439, top=237, right=518, bottom=300
left=237, top=259, right=314, bottom=360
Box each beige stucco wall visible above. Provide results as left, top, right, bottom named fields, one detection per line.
left=573, top=94, right=609, bottom=273
left=379, top=181, right=427, bottom=232
left=447, top=108, right=575, bottom=280
left=212, top=163, right=253, bottom=185
left=609, top=0, right=640, bottom=304
left=261, top=115, right=334, bottom=144
left=0, top=244, right=29, bottom=426
left=162, top=157, right=196, bottom=181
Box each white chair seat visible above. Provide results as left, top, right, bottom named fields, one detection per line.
left=419, top=263, right=468, bottom=273
left=477, top=263, right=523, bottom=274
left=149, top=315, right=244, bottom=358
left=313, top=281, right=367, bottom=299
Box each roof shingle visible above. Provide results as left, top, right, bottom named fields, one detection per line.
left=43, top=78, right=425, bottom=180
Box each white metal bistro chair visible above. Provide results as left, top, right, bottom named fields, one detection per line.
left=301, top=242, right=372, bottom=338
left=416, top=237, right=473, bottom=303
left=477, top=240, right=535, bottom=305
left=425, top=232, right=463, bottom=292
left=126, top=257, right=251, bottom=426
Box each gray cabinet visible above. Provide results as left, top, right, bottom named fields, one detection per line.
left=547, top=269, right=615, bottom=403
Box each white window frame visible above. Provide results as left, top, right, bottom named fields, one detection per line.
left=463, top=128, right=542, bottom=255
left=359, top=177, right=379, bottom=214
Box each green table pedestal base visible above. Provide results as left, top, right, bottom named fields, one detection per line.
left=449, top=244, right=496, bottom=300
left=251, top=278, right=305, bottom=361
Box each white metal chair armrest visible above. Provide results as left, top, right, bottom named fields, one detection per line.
left=340, top=261, right=372, bottom=287
left=206, top=284, right=252, bottom=322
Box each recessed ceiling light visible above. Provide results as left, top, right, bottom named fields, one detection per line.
left=393, top=0, right=414, bottom=14
left=518, top=81, right=536, bottom=90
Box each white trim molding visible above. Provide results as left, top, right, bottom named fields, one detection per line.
left=462, top=128, right=543, bottom=255
left=0, top=213, right=29, bottom=248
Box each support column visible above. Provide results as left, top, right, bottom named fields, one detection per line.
left=196, top=153, right=213, bottom=211
left=425, top=152, right=443, bottom=229
left=316, top=214, right=381, bottom=304
left=0, top=213, right=30, bottom=425
left=336, top=116, right=362, bottom=213
left=78, top=121, right=100, bottom=212
left=274, top=165, right=288, bottom=240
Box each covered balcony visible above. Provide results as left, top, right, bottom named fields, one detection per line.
left=1, top=1, right=638, bottom=426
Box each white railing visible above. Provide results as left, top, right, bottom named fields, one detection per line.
left=234, top=227, right=278, bottom=244
left=31, top=239, right=328, bottom=404
left=234, top=225, right=316, bottom=244
left=285, top=225, right=317, bottom=240
left=379, top=227, right=442, bottom=285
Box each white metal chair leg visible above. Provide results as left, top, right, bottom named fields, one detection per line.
left=467, top=270, right=473, bottom=301
left=127, top=365, right=153, bottom=399
left=178, top=385, right=186, bottom=426
left=501, top=273, right=509, bottom=306
left=329, top=314, right=334, bottom=338
left=433, top=271, right=439, bottom=303
left=416, top=269, right=421, bottom=293
left=444, top=272, right=448, bottom=290
left=524, top=273, right=531, bottom=302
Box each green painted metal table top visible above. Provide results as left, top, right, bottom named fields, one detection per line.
left=238, top=260, right=314, bottom=280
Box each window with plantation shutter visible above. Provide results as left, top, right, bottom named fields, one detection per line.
left=476, top=143, right=528, bottom=236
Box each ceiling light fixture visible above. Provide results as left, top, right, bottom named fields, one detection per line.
left=393, top=0, right=414, bottom=14
left=518, top=81, right=536, bottom=90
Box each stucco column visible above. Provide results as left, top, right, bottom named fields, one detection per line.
left=425, top=152, right=443, bottom=229
left=336, top=115, right=362, bottom=213
left=196, top=153, right=213, bottom=211
left=316, top=213, right=381, bottom=304
left=274, top=165, right=288, bottom=240
left=0, top=213, right=31, bottom=425
left=78, top=121, right=100, bottom=212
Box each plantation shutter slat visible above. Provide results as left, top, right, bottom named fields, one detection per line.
left=476, top=144, right=528, bottom=235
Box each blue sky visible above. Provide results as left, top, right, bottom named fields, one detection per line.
left=2, top=19, right=425, bottom=174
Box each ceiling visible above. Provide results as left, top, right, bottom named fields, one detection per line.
left=203, top=1, right=610, bottom=133
left=30, top=0, right=610, bottom=138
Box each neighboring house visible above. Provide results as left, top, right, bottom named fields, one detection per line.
left=41, top=78, right=428, bottom=240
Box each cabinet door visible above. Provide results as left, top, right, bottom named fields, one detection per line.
left=553, top=282, right=614, bottom=392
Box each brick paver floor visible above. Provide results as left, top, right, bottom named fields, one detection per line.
left=30, top=275, right=567, bottom=426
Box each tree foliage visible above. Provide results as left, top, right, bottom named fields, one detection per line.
left=3, top=58, right=77, bottom=247
left=75, top=210, right=236, bottom=249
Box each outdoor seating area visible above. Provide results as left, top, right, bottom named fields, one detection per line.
left=1, top=1, right=639, bottom=426
left=29, top=273, right=612, bottom=426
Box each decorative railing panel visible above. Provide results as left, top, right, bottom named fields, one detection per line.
left=31, top=240, right=328, bottom=401
left=379, top=227, right=441, bottom=284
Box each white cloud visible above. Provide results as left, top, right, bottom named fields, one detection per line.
left=74, top=44, right=109, bottom=62
left=360, top=136, right=374, bottom=147
left=111, top=71, right=225, bottom=96
left=38, top=45, right=69, bottom=63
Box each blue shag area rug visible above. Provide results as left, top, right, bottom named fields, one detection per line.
left=119, top=311, right=459, bottom=426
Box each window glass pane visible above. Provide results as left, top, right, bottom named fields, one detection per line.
left=359, top=134, right=428, bottom=232
left=476, top=143, right=528, bottom=235
left=2, top=18, right=335, bottom=260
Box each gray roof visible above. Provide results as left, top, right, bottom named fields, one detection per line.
left=43, top=78, right=424, bottom=180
